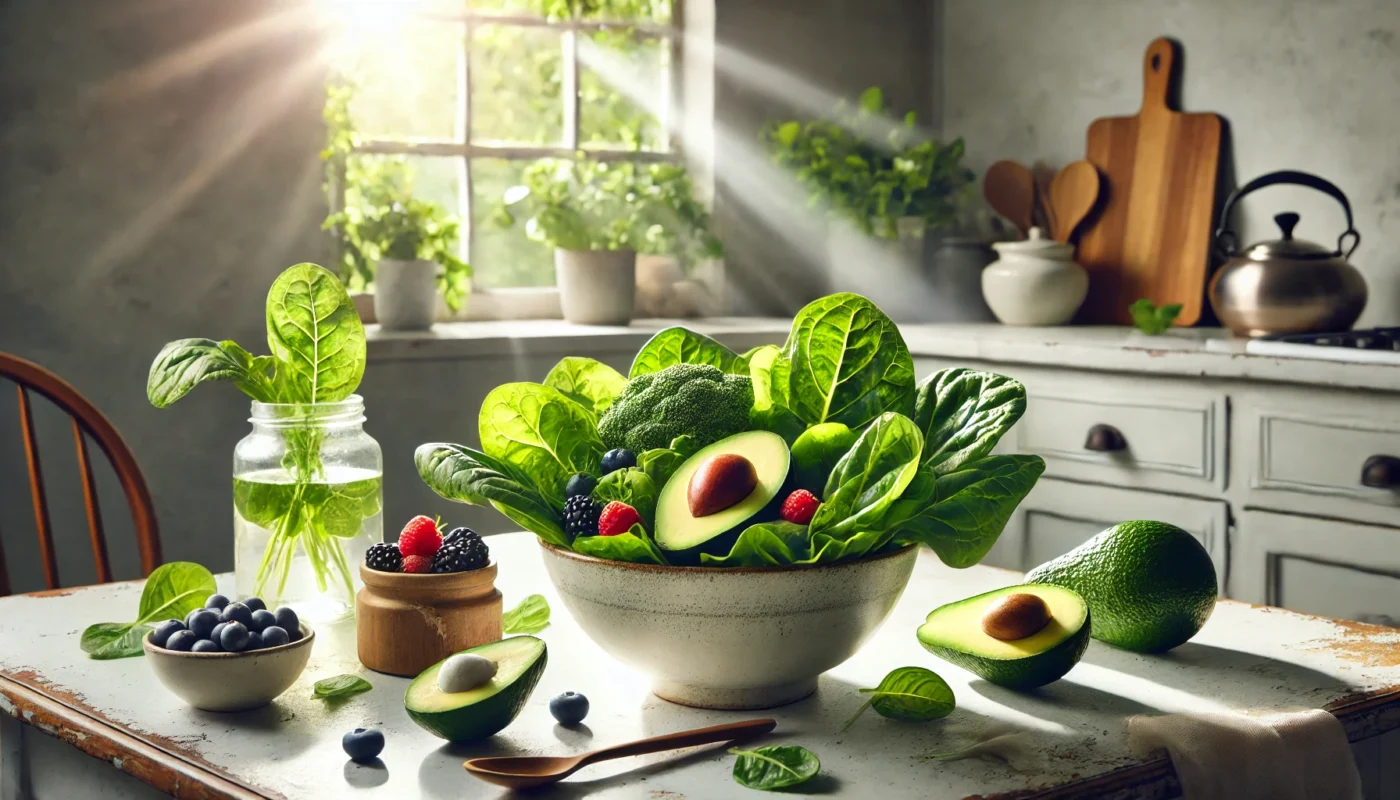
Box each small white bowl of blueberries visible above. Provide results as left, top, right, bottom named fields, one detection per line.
left=143, top=593, right=314, bottom=712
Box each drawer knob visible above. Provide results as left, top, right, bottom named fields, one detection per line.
left=1084, top=424, right=1127, bottom=453
left=1361, top=455, right=1400, bottom=489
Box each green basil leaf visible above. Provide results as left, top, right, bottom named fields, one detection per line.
left=842, top=666, right=955, bottom=730
left=591, top=468, right=658, bottom=531
left=502, top=594, right=551, bottom=634
left=146, top=338, right=277, bottom=407
left=701, top=522, right=811, bottom=567
left=729, top=745, right=820, bottom=791
left=629, top=327, right=744, bottom=378
left=415, top=443, right=569, bottom=547
left=913, top=369, right=1027, bottom=475
left=785, top=293, right=915, bottom=428
left=889, top=455, right=1046, bottom=568
left=543, top=357, right=628, bottom=420
left=478, top=382, right=605, bottom=507
left=265, top=262, right=366, bottom=403
left=312, top=674, right=373, bottom=700
left=809, top=412, right=922, bottom=540
left=573, top=524, right=668, bottom=565
left=135, top=562, right=217, bottom=625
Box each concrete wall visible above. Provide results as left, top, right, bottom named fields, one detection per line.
left=940, top=0, right=1400, bottom=326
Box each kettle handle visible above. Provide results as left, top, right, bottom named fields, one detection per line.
left=1214, top=170, right=1360, bottom=259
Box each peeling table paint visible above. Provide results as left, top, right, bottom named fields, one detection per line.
left=2, top=533, right=1398, bottom=799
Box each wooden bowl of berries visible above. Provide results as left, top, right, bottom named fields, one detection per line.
left=356, top=516, right=501, bottom=677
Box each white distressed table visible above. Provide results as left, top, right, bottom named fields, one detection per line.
left=3, top=533, right=1399, bottom=799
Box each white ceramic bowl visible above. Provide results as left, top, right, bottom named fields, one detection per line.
left=540, top=541, right=918, bottom=709
left=144, top=625, right=315, bottom=712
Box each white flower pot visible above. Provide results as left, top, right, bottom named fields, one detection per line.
left=982, top=227, right=1089, bottom=326
left=374, top=259, right=439, bottom=331
left=555, top=249, right=636, bottom=325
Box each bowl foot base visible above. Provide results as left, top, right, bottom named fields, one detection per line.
left=652, top=678, right=817, bottom=710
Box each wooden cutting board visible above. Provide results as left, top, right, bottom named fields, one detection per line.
left=1076, top=38, right=1222, bottom=326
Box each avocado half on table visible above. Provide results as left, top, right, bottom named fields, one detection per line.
left=405, top=636, right=547, bottom=742
left=918, top=584, right=1090, bottom=690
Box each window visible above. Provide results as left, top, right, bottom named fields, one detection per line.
left=326, top=0, right=680, bottom=291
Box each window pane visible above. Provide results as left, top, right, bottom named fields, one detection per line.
left=578, top=31, right=667, bottom=151
left=338, top=18, right=462, bottom=140
left=471, top=159, right=555, bottom=288
left=349, top=153, right=463, bottom=215
left=470, top=24, right=563, bottom=146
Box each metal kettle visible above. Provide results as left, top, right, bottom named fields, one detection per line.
left=1209, top=170, right=1367, bottom=337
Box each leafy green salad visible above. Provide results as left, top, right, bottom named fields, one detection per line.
left=416, top=292, right=1045, bottom=568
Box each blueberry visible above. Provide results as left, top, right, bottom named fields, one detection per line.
left=342, top=727, right=385, bottom=763
left=187, top=609, right=220, bottom=640
left=600, top=449, right=637, bottom=475
left=204, top=594, right=230, bottom=611
left=210, top=622, right=227, bottom=645
left=219, top=602, right=252, bottom=626
left=549, top=691, right=590, bottom=726
left=273, top=607, right=299, bottom=638
left=165, top=630, right=198, bottom=652
left=192, top=639, right=221, bottom=653
left=219, top=621, right=250, bottom=652
left=261, top=626, right=289, bottom=648
left=565, top=473, right=598, bottom=498
left=150, top=619, right=185, bottom=648
left=244, top=597, right=267, bottom=613
left=249, top=609, right=276, bottom=633
left=245, top=631, right=264, bottom=651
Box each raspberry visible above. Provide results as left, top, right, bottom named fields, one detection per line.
left=398, top=515, right=443, bottom=558
left=597, top=501, right=642, bottom=537
left=402, top=555, right=432, bottom=574
left=780, top=490, right=820, bottom=525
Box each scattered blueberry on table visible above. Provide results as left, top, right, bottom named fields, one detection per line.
left=549, top=691, right=590, bottom=726
left=150, top=595, right=302, bottom=653
left=342, top=727, right=385, bottom=763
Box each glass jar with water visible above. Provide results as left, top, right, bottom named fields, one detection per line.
left=233, top=395, right=381, bottom=623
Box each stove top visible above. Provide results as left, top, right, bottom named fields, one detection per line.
left=1245, top=328, right=1400, bottom=364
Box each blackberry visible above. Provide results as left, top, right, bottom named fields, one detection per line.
left=365, top=542, right=403, bottom=572
left=563, top=495, right=602, bottom=539
left=431, top=537, right=489, bottom=573
left=442, top=526, right=481, bottom=550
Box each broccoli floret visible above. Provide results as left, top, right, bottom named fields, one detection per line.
left=597, top=364, right=754, bottom=453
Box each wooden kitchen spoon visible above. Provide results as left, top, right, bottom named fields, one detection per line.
left=1031, top=161, right=1059, bottom=235
left=983, top=160, right=1036, bottom=236
left=1049, top=160, right=1101, bottom=243
left=463, top=718, right=777, bottom=790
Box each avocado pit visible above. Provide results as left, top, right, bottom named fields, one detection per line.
left=687, top=453, right=759, bottom=517
left=981, top=592, right=1052, bottom=641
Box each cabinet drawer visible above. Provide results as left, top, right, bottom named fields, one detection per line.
left=989, top=478, right=1229, bottom=595
left=1232, top=511, right=1400, bottom=626
left=1253, top=413, right=1400, bottom=506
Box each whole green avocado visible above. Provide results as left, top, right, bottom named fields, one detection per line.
left=1024, top=520, right=1216, bottom=653
left=597, top=363, right=754, bottom=453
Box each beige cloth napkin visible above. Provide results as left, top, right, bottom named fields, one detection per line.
left=1128, top=710, right=1362, bottom=800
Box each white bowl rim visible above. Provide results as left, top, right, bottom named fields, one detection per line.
left=539, top=539, right=916, bottom=574
left=142, top=623, right=315, bottom=659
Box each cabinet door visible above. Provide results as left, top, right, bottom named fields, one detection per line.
left=989, top=478, right=1229, bottom=595
left=1232, top=510, right=1400, bottom=626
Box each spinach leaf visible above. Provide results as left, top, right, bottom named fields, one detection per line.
left=888, top=454, right=1045, bottom=567
left=479, top=382, right=604, bottom=507
left=785, top=293, right=915, bottom=428
left=312, top=674, right=373, bottom=700
left=146, top=338, right=278, bottom=407
left=591, top=468, right=658, bottom=530
left=573, top=524, right=668, bottom=565
left=842, top=666, right=955, bottom=731
left=543, top=357, right=628, bottom=420
left=638, top=446, right=686, bottom=489
left=1130, top=298, right=1183, bottom=335
left=502, top=594, right=551, bottom=634
left=629, top=327, right=744, bottom=378
left=914, top=369, right=1027, bottom=475
left=701, top=522, right=812, bottom=567
left=415, top=443, right=570, bottom=547
left=80, top=562, right=216, bottom=660
left=81, top=623, right=153, bottom=660
left=729, top=745, right=820, bottom=791
left=747, top=344, right=808, bottom=444
left=809, top=412, right=922, bottom=540
left=265, top=262, right=366, bottom=403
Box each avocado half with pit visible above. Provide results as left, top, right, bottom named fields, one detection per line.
left=405, top=636, right=546, bottom=742
left=917, top=584, right=1090, bottom=690
left=655, top=430, right=790, bottom=563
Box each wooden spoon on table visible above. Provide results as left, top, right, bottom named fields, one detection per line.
left=463, top=718, right=777, bottom=790
left=983, top=160, right=1036, bottom=236
left=1049, top=160, right=1102, bottom=243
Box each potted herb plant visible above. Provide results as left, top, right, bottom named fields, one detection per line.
left=497, top=158, right=722, bottom=325
left=762, top=87, right=975, bottom=320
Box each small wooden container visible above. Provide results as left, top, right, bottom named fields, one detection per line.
left=356, top=562, right=503, bottom=677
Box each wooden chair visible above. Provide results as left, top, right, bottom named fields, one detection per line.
left=0, top=353, right=162, bottom=596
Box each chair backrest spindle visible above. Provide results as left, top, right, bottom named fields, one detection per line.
left=16, top=384, right=61, bottom=589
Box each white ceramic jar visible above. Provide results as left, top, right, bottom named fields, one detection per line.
left=981, top=228, right=1089, bottom=326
